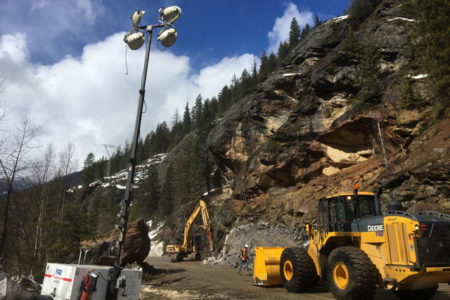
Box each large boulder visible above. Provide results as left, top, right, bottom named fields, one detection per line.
left=81, top=218, right=150, bottom=267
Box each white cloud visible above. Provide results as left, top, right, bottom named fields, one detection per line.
left=193, top=54, right=255, bottom=100
left=0, top=33, right=28, bottom=63
left=0, top=32, right=256, bottom=169
left=267, top=3, right=314, bottom=54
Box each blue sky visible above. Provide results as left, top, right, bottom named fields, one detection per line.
left=0, top=0, right=349, bottom=169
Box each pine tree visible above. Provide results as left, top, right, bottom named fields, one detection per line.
left=218, top=85, right=232, bottom=114
left=267, top=53, right=278, bottom=74
left=159, top=163, right=175, bottom=216
left=355, top=41, right=381, bottom=103
left=240, top=69, right=252, bottom=97
left=192, top=94, right=203, bottom=128
left=259, top=51, right=269, bottom=81
left=348, top=0, right=380, bottom=25
left=277, top=41, right=290, bottom=62
left=407, top=0, right=449, bottom=112
left=171, top=109, right=180, bottom=128
left=81, top=153, right=96, bottom=184
left=300, top=24, right=311, bottom=41
left=289, top=17, right=301, bottom=49
left=314, top=14, right=322, bottom=27
left=182, top=102, right=192, bottom=134
left=83, top=153, right=95, bottom=168
left=251, top=61, right=259, bottom=86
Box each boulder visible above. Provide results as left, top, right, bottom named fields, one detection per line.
left=81, top=218, right=150, bottom=267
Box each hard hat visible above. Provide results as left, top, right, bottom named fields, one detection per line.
left=244, top=244, right=248, bottom=248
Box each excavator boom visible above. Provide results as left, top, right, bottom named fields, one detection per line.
left=166, top=199, right=214, bottom=261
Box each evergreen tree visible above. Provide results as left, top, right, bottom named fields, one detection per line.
left=182, top=102, right=192, bottom=134
left=239, top=69, right=252, bottom=97
left=251, top=61, right=259, bottom=86
left=209, top=97, right=219, bottom=119
left=147, top=165, right=160, bottom=212
left=84, top=153, right=95, bottom=168
left=192, top=94, right=203, bottom=128
left=300, top=24, right=311, bottom=41
left=81, top=153, right=96, bottom=184
left=289, top=17, right=301, bottom=49
left=171, top=109, right=180, bottom=128
left=277, top=41, right=290, bottom=62
left=267, top=53, right=278, bottom=74
left=407, top=0, right=449, bottom=112
left=314, top=14, right=322, bottom=27
left=259, top=51, right=269, bottom=81
left=218, top=85, right=232, bottom=114
left=355, top=41, right=381, bottom=103
left=348, top=0, right=380, bottom=25
left=159, top=163, right=175, bottom=215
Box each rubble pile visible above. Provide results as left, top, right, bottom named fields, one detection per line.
left=204, top=222, right=297, bottom=270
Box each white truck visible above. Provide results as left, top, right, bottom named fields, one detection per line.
left=40, top=263, right=141, bottom=300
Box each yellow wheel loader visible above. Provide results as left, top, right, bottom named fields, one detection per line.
left=254, top=186, right=450, bottom=299
left=165, top=200, right=214, bottom=262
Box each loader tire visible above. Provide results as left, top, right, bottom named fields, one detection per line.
left=393, top=286, right=438, bottom=300
left=327, top=246, right=377, bottom=300
left=280, top=247, right=316, bottom=293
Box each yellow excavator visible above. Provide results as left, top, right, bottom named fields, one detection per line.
left=166, top=200, right=214, bottom=262
left=254, top=186, right=450, bottom=299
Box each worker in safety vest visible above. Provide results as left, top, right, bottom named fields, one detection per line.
left=237, top=244, right=249, bottom=274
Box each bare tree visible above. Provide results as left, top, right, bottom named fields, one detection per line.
left=30, top=144, right=55, bottom=275
left=57, top=143, right=78, bottom=215
left=0, top=118, right=39, bottom=265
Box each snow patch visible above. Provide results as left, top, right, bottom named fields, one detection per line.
left=202, top=189, right=216, bottom=196
left=410, top=74, right=428, bottom=80
left=327, top=15, right=348, bottom=23
left=387, top=17, right=416, bottom=23
left=283, top=73, right=301, bottom=77
left=146, top=220, right=165, bottom=257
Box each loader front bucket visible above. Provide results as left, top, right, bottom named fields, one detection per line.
left=253, top=247, right=286, bottom=286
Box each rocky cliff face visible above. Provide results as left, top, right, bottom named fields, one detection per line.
left=154, top=0, right=448, bottom=259
left=205, top=0, right=448, bottom=233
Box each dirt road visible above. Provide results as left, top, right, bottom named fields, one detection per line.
left=140, top=256, right=450, bottom=300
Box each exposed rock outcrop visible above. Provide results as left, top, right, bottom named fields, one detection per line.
left=159, top=0, right=448, bottom=262
left=206, top=0, right=448, bottom=229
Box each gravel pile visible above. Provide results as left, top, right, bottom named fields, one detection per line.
left=204, top=222, right=297, bottom=270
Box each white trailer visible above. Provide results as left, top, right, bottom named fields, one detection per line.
left=40, top=263, right=141, bottom=300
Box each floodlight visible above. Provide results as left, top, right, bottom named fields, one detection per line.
left=159, top=6, right=181, bottom=25
left=130, top=10, right=145, bottom=27
left=124, top=32, right=145, bottom=50
left=157, top=28, right=177, bottom=47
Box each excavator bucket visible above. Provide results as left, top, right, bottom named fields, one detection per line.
left=253, top=247, right=285, bottom=286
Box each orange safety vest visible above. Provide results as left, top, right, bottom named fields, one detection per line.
left=240, top=248, right=248, bottom=261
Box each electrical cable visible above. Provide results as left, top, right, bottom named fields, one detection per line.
left=124, top=44, right=129, bottom=75
left=143, top=100, right=147, bottom=113
left=97, top=271, right=108, bottom=281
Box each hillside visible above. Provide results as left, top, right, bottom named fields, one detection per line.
left=155, top=0, right=449, bottom=265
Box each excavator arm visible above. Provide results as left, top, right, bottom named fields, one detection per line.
left=182, top=200, right=213, bottom=252
left=166, top=200, right=214, bottom=261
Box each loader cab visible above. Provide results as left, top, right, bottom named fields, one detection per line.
left=318, top=191, right=381, bottom=233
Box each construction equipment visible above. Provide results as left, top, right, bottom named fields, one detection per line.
left=254, top=186, right=450, bottom=299
left=166, top=200, right=214, bottom=262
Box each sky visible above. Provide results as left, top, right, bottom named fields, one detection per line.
left=0, top=0, right=349, bottom=170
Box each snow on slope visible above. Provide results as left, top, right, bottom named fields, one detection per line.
left=67, top=153, right=166, bottom=193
